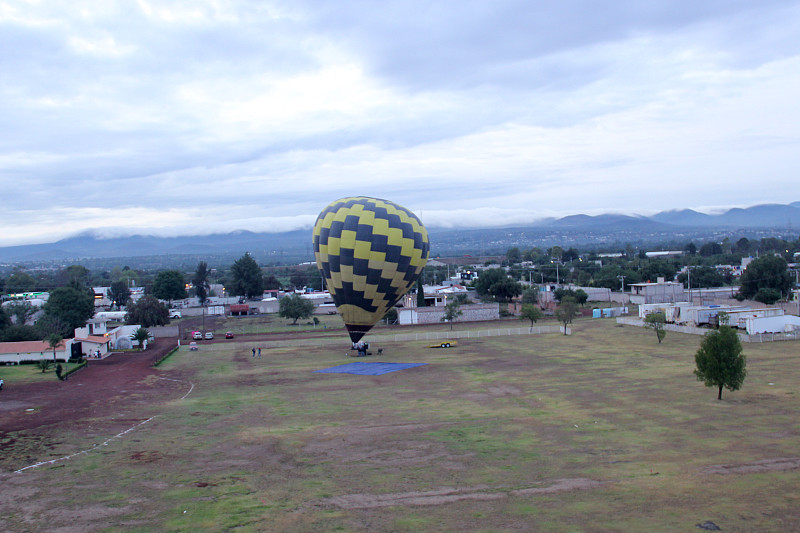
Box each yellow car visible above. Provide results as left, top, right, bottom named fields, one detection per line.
left=429, top=340, right=458, bottom=348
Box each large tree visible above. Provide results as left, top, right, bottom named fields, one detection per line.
left=55, top=265, right=90, bottom=287
left=694, top=326, right=746, bottom=400
left=229, top=253, right=264, bottom=300
left=43, top=285, right=95, bottom=336
left=473, top=268, right=522, bottom=302
left=278, top=293, right=315, bottom=324
left=643, top=312, right=667, bottom=344
left=440, top=301, right=463, bottom=330
left=125, top=295, right=169, bottom=327
left=5, top=269, right=36, bottom=294
left=678, top=266, right=725, bottom=289
left=521, top=287, right=539, bottom=305
left=520, top=304, right=544, bottom=332
left=0, top=305, right=11, bottom=330
left=130, top=327, right=152, bottom=351
left=6, top=301, right=35, bottom=326
left=739, top=255, right=792, bottom=300
left=108, top=280, right=131, bottom=308
left=152, top=270, right=187, bottom=304
left=192, top=262, right=211, bottom=305
left=555, top=296, right=579, bottom=335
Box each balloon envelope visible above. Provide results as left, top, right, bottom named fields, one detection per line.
left=313, top=197, right=430, bottom=343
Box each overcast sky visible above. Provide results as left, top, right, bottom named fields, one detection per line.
left=2, top=1, right=800, bottom=246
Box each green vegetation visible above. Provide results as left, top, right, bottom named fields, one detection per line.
left=555, top=296, right=579, bottom=334
left=152, top=269, right=187, bottom=303
left=125, top=295, right=169, bottom=327
left=278, top=293, right=315, bottom=324
left=694, top=326, right=747, bottom=400
left=643, top=311, right=667, bottom=344
left=440, top=300, right=463, bottom=329
left=739, top=254, right=792, bottom=300
left=229, top=252, right=264, bottom=299
left=2, top=321, right=799, bottom=531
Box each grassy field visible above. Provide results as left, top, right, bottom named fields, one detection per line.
left=0, top=361, right=84, bottom=385
left=2, top=318, right=799, bottom=532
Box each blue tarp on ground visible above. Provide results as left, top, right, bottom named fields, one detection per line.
left=314, top=362, right=428, bottom=375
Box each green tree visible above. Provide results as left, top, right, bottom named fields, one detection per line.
left=278, top=293, right=315, bottom=324
left=440, top=301, right=463, bottom=330
left=43, top=286, right=95, bottom=336
left=473, top=268, right=522, bottom=302
left=521, top=287, right=539, bottom=305
left=384, top=307, right=398, bottom=325
left=699, top=242, right=723, bottom=257
left=108, top=280, right=131, bottom=309
left=152, top=270, right=186, bottom=304
left=55, top=265, right=90, bottom=287
left=678, top=266, right=725, bottom=289
left=46, top=333, right=63, bottom=363
left=574, top=289, right=588, bottom=306
left=192, top=262, right=211, bottom=305
left=0, top=305, right=10, bottom=330
left=1, top=325, right=40, bottom=342
left=5, top=269, right=36, bottom=294
left=229, top=253, right=264, bottom=299
left=754, top=287, right=781, bottom=305
left=130, top=327, right=151, bottom=351
left=6, top=301, right=35, bottom=326
left=555, top=296, right=579, bottom=335
left=520, top=304, right=544, bottom=332
left=289, top=270, right=309, bottom=289
left=264, top=275, right=281, bottom=290
left=694, top=326, right=746, bottom=400
left=416, top=278, right=426, bottom=307
left=36, top=360, right=53, bottom=373
left=506, top=247, right=522, bottom=264
left=125, top=295, right=169, bottom=328
left=739, top=255, right=792, bottom=300
left=643, top=312, right=667, bottom=344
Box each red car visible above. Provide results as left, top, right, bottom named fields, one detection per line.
left=225, top=331, right=234, bottom=339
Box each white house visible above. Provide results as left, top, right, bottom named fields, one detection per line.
left=629, top=279, right=686, bottom=304
left=0, top=339, right=73, bottom=365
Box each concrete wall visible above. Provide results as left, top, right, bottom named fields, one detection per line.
left=398, top=303, right=500, bottom=325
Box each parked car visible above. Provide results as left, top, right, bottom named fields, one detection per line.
left=225, top=331, right=234, bottom=339
left=205, top=332, right=214, bottom=340
left=189, top=342, right=198, bottom=351
left=192, top=331, right=202, bottom=340
left=169, top=310, right=182, bottom=318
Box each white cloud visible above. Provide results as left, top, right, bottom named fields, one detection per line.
left=1, top=0, right=799, bottom=246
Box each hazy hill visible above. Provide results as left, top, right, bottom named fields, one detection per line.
left=1, top=201, right=798, bottom=265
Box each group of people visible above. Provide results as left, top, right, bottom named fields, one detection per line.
left=352, top=341, right=370, bottom=357
left=251, top=347, right=262, bottom=358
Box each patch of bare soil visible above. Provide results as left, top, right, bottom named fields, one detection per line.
left=701, top=457, right=800, bottom=475
left=317, top=478, right=604, bottom=509
left=0, top=339, right=186, bottom=471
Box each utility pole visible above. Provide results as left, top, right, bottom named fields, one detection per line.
left=687, top=267, right=692, bottom=304
left=618, top=275, right=626, bottom=293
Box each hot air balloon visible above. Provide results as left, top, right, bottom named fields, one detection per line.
left=313, top=197, right=430, bottom=343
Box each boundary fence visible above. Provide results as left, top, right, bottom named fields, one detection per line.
left=615, top=317, right=798, bottom=343
left=256, top=325, right=564, bottom=349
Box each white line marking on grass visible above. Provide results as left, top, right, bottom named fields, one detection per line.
left=14, top=376, right=196, bottom=474
left=156, top=376, right=195, bottom=399
left=14, top=417, right=158, bottom=473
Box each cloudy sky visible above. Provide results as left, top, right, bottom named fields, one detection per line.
left=2, top=0, right=800, bottom=246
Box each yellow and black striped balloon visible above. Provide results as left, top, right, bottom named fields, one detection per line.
left=313, top=197, right=430, bottom=343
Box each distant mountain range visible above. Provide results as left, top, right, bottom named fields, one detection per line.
left=2, top=202, right=799, bottom=266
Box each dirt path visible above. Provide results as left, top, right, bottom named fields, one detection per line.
left=0, top=339, right=187, bottom=471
